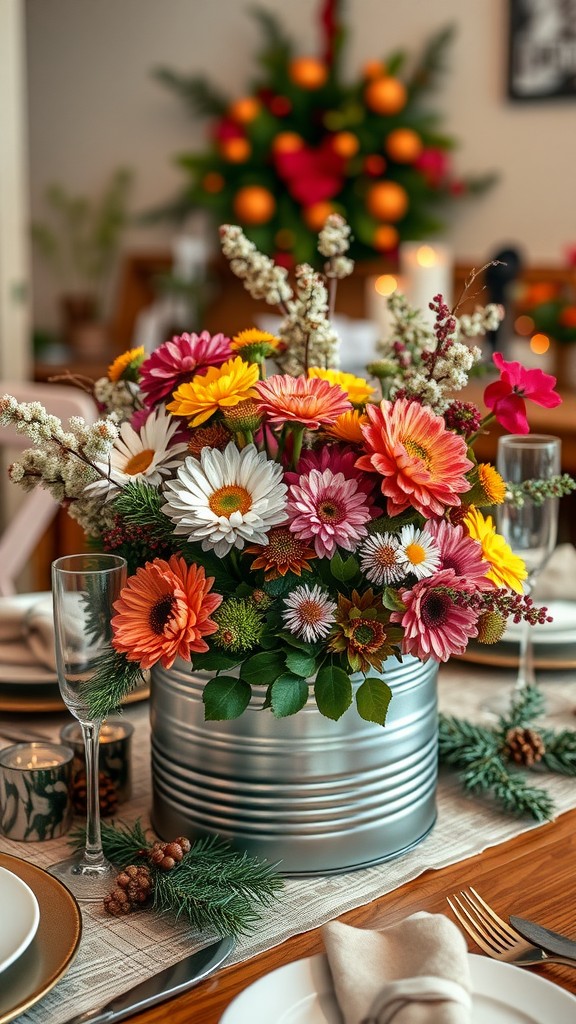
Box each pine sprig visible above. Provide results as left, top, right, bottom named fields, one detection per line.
left=152, top=68, right=229, bottom=117
left=499, top=683, right=546, bottom=727
left=85, top=649, right=144, bottom=719
left=69, top=820, right=284, bottom=938
left=540, top=729, right=576, bottom=775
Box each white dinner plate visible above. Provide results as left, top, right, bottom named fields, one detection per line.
left=219, top=952, right=576, bottom=1024
left=503, top=600, right=576, bottom=646
left=0, top=867, right=40, bottom=975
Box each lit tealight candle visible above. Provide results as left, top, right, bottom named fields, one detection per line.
left=399, top=241, right=453, bottom=324
left=0, top=742, right=74, bottom=842
left=60, top=718, right=133, bottom=802
left=1, top=742, right=72, bottom=771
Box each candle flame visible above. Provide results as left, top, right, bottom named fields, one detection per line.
left=416, top=245, right=438, bottom=268
left=374, top=274, right=399, bottom=296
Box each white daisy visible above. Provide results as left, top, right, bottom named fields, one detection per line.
left=358, top=532, right=407, bottom=586
left=86, top=406, right=188, bottom=499
left=398, top=525, right=441, bottom=579
left=282, top=584, right=337, bottom=643
left=162, top=442, right=288, bottom=557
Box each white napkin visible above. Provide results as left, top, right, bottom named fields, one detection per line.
left=322, top=913, right=472, bottom=1024
left=533, top=543, right=576, bottom=601
left=0, top=594, right=57, bottom=677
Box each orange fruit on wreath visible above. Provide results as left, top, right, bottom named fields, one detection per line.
left=385, top=128, right=423, bottom=163
left=366, top=181, right=409, bottom=221
left=289, top=56, right=329, bottom=90
left=373, top=224, right=400, bottom=251
left=272, top=132, right=305, bottom=154
left=233, top=185, right=276, bottom=225
left=220, top=137, right=251, bottom=163
left=303, top=202, right=336, bottom=232
left=331, top=131, right=360, bottom=159
left=364, top=76, right=407, bottom=116
left=229, top=96, right=262, bottom=124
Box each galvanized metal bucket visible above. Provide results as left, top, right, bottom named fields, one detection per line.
left=150, top=655, right=438, bottom=875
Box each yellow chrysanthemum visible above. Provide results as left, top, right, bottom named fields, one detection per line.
left=108, top=346, right=145, bottom=382
left=167, top=357, right=259, bottom=427
left=465, top=506, right=527, bottom=593
left=466, top=463, right=507, bottom=507
left=308, top=367, right=375, bottom=406
left=230, top=328, right=282, bottom=351
left=325, top=409, right=368, bottom=443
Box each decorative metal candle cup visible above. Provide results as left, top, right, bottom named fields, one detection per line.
left=0, top=742, right=74, bottom=842
left=60, top=718, right=133, bottom=804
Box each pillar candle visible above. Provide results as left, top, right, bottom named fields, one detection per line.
left=366, top=273, right=406, bottom=342
left=399, top=242, right=453, bottom=324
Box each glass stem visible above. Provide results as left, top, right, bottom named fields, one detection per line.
left=515, top=579, right=536, bottom=694
left=80, top=720, right=105, bottom=864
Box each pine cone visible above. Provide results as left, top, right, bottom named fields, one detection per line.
left=116, top=864, right=154, bottom=906
left=103, top=887, right=132, bottom=916
left=503, top=726, right=546, bottom=767
left=72, top=770, right=119, bottom=817
left=149, top=836, right=191, bottom=871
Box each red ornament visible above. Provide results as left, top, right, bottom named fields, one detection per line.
left=415, top=148, right=450, bottom=188
left=211, top=116, right=244, bottom=143
left=364, top=154, right=387, bottom=177
left=274, top=140, right=345, bottom=206
left=269, top=95, right=293, bottom=117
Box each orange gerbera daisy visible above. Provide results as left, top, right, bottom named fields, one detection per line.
left=325, top=409, right=368, bottom=443
left=356, top=397, right=473, bottom=517
left=108, top=346, right=145, bottom=382
left=111, top=555, right=222, bottom=670
left=167, top=357, right=259, bottom=427
left=247, top=526, right=317, bottom=580
left=255, top=374, right=352, bottom=428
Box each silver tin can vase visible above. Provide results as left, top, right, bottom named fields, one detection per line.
left=150, top=655, right=438, bottom=875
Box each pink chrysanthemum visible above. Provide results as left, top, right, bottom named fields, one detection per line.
left=287, top=468, right=372, bottom=558
left=282, top=584, right=337, bottom=643
left=427, top=519, right=494, bottom=589
left=255, top=374, right=352, bottom=429
left=139, top=331, right=232, bottom=407
left=483, top=352, right=561, bottom=434
left=356, top=397, right=473, bottom=517
left=391, top=568, right=479, bottom=662
left=286, top=444, right=379, bottom=513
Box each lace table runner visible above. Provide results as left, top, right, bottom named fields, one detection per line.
left=1, top=662, right=574, bottom=1024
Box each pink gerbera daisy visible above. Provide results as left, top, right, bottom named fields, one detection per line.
left=427, top=518, right=494, bottom=589
left=255, top=374, right=352, bottom=429
left=390, top=568, right=479, bottom=662
left=287, top=468, right=372, bottom=558
left=139, top=331, right=232, bottom=407
left=286, top=444, right=380, bottom=513
left=356, top=397, right=473, bottom=517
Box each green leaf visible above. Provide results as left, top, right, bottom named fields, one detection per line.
left=191, top=650, right=242, bottom=672
left=382, top=587, right=406, bottom=612
left=276, top=630, right=321, bottom=653
left=329, top=550, right=359, bottom=583
left=285, top=649, right=317, bottom=678
left=270, top=674, right=309, bottom=718
left=202, top=676, right=252, bottom=720
left=240, top=650, right=286, bottom=686
left=355, top=677, right=393, bottom=726
left=314, top=665, right=353, bottom=721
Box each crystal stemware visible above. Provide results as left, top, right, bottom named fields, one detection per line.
left=493, top=434, right=561, bottom=710
left=49, top=552, right=127, bottom=900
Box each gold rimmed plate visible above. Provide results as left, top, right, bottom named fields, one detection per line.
left=0, top=853, right=82, bottom=1024
left=0, top=680, right=150, bottom=714
left=456, top=599, right=576, bottom=670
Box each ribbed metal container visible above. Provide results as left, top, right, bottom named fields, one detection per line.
left=150, top=656, right=438, bottom=875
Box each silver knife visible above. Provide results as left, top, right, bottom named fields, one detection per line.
left=510, top=915, right=576, bottom=959
left=61, top=936, right=235, bottom=1024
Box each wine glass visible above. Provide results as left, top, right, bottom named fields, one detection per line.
left=49, top=552, right=127, bottom=900
left=493, top=434, right=561, bottom=709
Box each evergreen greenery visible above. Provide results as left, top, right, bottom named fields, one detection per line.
left=438, top=685, right=576, bottom=822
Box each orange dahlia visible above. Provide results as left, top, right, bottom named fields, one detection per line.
left=255, top=374, right=352, bottom=429
left=111, top=555, right=222, bottom=670
left=247, top=526, right=316, bottom=580
left=356, top=397, right=473, bottom=517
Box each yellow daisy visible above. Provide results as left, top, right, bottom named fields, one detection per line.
left=307, top=367, right=375, bottom=406
left=108, top=346, right=145, bottom=382
left=167, top=356, right=259, bottom=427
left=465, top=506, right=527, bottom=593
left=466, top=463, right=507, bottom=507
left=324, top=409, right=368, bottom=443
left=230, top=328, right=282, bottom=351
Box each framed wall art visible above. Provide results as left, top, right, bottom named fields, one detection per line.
left=508, top=0, right=576, bottom=100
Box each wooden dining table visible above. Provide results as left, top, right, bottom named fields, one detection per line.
left=128, top=805, right=576, bottom=1024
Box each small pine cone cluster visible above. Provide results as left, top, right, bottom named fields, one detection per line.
left=103, top=864, right=154, bottom=916
left=72, top=771, right=118, bottom=817
left=149, top=836, right=191, bottom=871
left=504, top=726, right=546, bottom=767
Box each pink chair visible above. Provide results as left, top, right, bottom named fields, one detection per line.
left=0, top=381, right=98, bottom=595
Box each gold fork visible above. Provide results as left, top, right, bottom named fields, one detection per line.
left=446, top=887, right=576, bottom=968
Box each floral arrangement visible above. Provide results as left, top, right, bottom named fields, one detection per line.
left=150, top=2, right=496, bottom=264
left=1, top=215, right=566, bottom=727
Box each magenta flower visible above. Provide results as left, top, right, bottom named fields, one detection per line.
left=483, top=353, right=561, bottom=434
left=390, top=568, right=479, bottom=662
left=139, top=331, right=232, bottom=408
left=285, top=444, right=380, bottom=513
left=427, top=519, right=493, bottom=590
left=287, top=468, right=372, bottom=559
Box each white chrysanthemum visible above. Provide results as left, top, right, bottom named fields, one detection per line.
left=398, top=525, right=441, bottom=579
left=282, top=584, right=337, bottom=643
left=358, top=532, right=407, bottom=586
left=162, top=442, right=288, bottom=556
left=86, top=406, right=188, bottom=499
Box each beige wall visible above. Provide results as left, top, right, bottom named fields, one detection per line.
left=25, top=0, right=576, bottom=329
